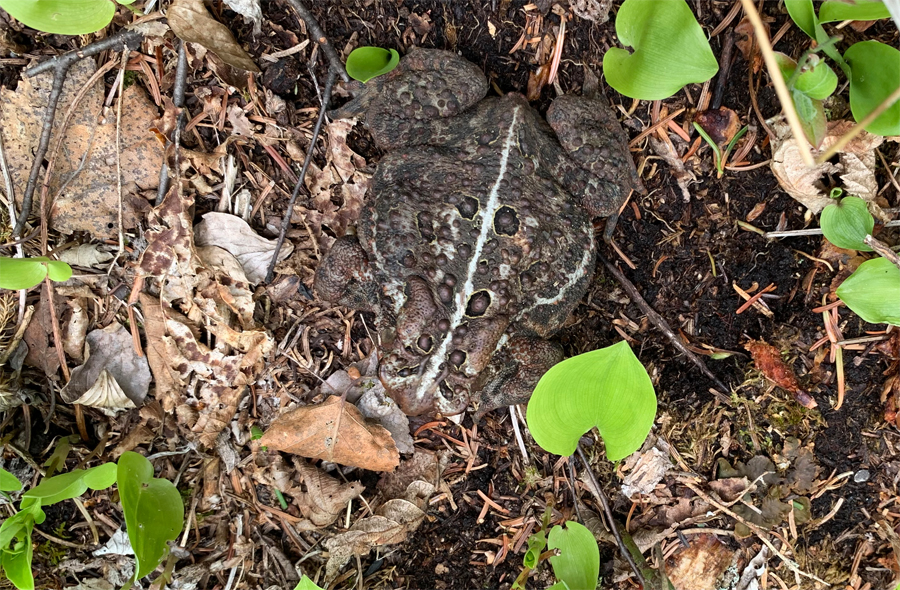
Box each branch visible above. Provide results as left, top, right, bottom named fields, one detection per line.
left=281, top=0, right=349, bottom=83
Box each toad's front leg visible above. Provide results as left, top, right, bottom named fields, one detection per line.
left=313, top=235, right=380, bottom=313
left=473, top=337, right=563, bottom=420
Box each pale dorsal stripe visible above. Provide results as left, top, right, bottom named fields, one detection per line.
left=414, top=106, right=522, bottom=405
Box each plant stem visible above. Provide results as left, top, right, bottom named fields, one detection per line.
left=576, top=444, right=646, bottom=588
left=740, top=0, right=816, bottom=167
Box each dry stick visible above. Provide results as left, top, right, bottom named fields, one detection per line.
left=765, top=220, right=900, bottom=239
left=156, top=40, right=188, bottom=206
left=0, top=129, right=28, bottom=326
left=865, top=234, right=900, bottom=270
left=598, top=253, right=732, bottom=404
left=710, top=28, right=735, bottom=111
left=13, top=28, right=144, bottom=237
left=265, top=67, right=337, bottom=283
left=576, top=445, right=646, bottom=588
left=115, top=49, right=130, bottom=257
left=739, top=0, right=815, bottom=167
left=815, top=85, right=900, bottom=165
left=281, top=0, right=350, bottom=83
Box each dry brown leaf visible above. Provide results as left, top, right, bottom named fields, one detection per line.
left=735, top=16, right=764, bottom=74
left=322, top=498, right=426, bottom=581
left=377, top=450, right=446, bottom=502
left=260, top=395, right=400, bottom=472
left=194, top=212, right=293, bottom=284
left=770, top=120, right=887, bottom=218
left=620, top=437, right=672, bottom=499
left=168, top=0, right=260, bottom=72
left=694, top=107, right=740, bottom=146
left=23, top=286, right=61, bottom=376
left=667, top=533, right=735, bottom=590
left=0, top=59, right=163, bottom=236
left=226, top=104, right=254, bottom=136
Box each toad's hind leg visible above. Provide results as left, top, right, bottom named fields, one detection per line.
left=313, top=235, right=380, bottom=312
left=546, top=94, right=644, bottom=220
left=473, top=337, right=563, bottom=420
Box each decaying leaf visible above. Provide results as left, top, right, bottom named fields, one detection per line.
left=62, top=323, right=151, bottom=409
left=0, top=59, right=163, bottom=237
left=770, top=120, right=887, bottom=219
left=168, top=0, right=260, bottom=72
left=293, top=460, right=365, bottom=530
left=223, top=0, right=262, bottom=35
left=745, top=339, right=817, bottom=408
left=194, top=212, right=293, bottom=284
left=695, top=107, right=740, bottom=146
left=71, top=370, right=137, bottom=416
left=260, top=396, right=400, bottom=472
left=57, top=244, right=114, bottom=268
left=323, top=497, right=427, bottom=581
left=357, top=388, right=413, bottom=454
left=667, top=533, right=735, bottom=590
left=620, top=436, right=673, bottom=499
left=301, top=119, right=369, bottom=239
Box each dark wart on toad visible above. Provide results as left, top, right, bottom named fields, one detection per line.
left=314, top=49, right=643, bottom=418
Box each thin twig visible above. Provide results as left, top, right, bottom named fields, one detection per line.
left=281, top=0, right=349, bottom=83
left=265, top=67, right=337, bottom=282
left=865, top=234, right=900, bottom=269
left=115, top=50, right=130, bottom=257
left=576, top=445, right=646, bottom=588
left=0, top=123, right=27, bottom=325
left=13, top=28, right=145, bottom=237
left=598, top=252, right=732, bottom=403
left=765, top=220, right=900, bottom=239
left=156, top=40, right=188, bottom=206
left=740, top=0, right=815, bottom=167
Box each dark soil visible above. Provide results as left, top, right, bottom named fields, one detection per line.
left=1, top=1, right=898, bottom=589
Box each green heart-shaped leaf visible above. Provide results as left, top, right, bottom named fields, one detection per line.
left=0, top=256, right=72, bottom=290
left=0, top=0, right=116, bottom=35
left=820, top=196, right=875, bottom=251
left=2, top=542, right=34, bottom=590
left=346, top=47, right=400, bottom=83
left=548, top=522, right=599, bottom=590
left=845, top=41, right=900, bottom=136
left=602, top=0, right=718, bottom=100
left=819, top=0, right=890, bottom=23
left=23, top=463, right=117, bottom=506
left=0, top=468, right=22, bottom=492
left=293, top=576, right=325, bottom=590
left=793, top=59, right=837, bottom=100
left=526, top=341, right=656, bottom=460
left=118, top=452, right=184, bottom=580
left=837, top=257, right=900, bottom=325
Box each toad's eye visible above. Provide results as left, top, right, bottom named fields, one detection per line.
left=417, top=334, right=433, bottom=353
left=465, top=290, right=491, bottom=317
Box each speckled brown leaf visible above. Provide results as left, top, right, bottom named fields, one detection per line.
left=0, top=59, right=163, bottom=236
left=260, top=395, right=400, bottom=472
left=745, top=339, right=817, bottom=408
left=168, top=0, right=260, bottom=72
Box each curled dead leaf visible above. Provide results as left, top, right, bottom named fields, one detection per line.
left=194, top=212, right=292, bottom=284
left=745, top=339, right=817, bottom=409
left=168, top=0, right=260, bottom=72
left=770, top=120, right=887, bottom=219
left=260, top=396, right=400, bottom=472
left=71, top=369, right=137, bottom=416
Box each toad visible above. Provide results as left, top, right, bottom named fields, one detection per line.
left=315, top=49, right=642, bottom=417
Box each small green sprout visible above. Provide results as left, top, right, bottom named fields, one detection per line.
left=346, top=47, right=400, bottom=83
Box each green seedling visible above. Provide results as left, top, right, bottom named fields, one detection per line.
left=0, top=0, right=136, bottom=35
left=0, top=256, right=72, bottom=291
left=784, top=0, right=899, bottom=137
left=527, top=341, right=656, bottom=460
left=346, top=47, right=400, bottom=83
left=603, top=0, right=718, bottom=100
left=0, top=464, right=117, bottom=590
left=820, top=195, right=874, bottom=251
left=774, top=51, right=837, bottom=147
left=836, top=258, right=900, bottom=326
left=117, top=451, right=184, bottom=581
left=293, top=576, right=325, bottom=590
left=547, top=521, right=600, bottom=590
left=693, top=122, right=749, bottom=177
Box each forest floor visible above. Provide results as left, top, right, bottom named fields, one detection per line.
left=0, top=1, right=898, bottom=589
